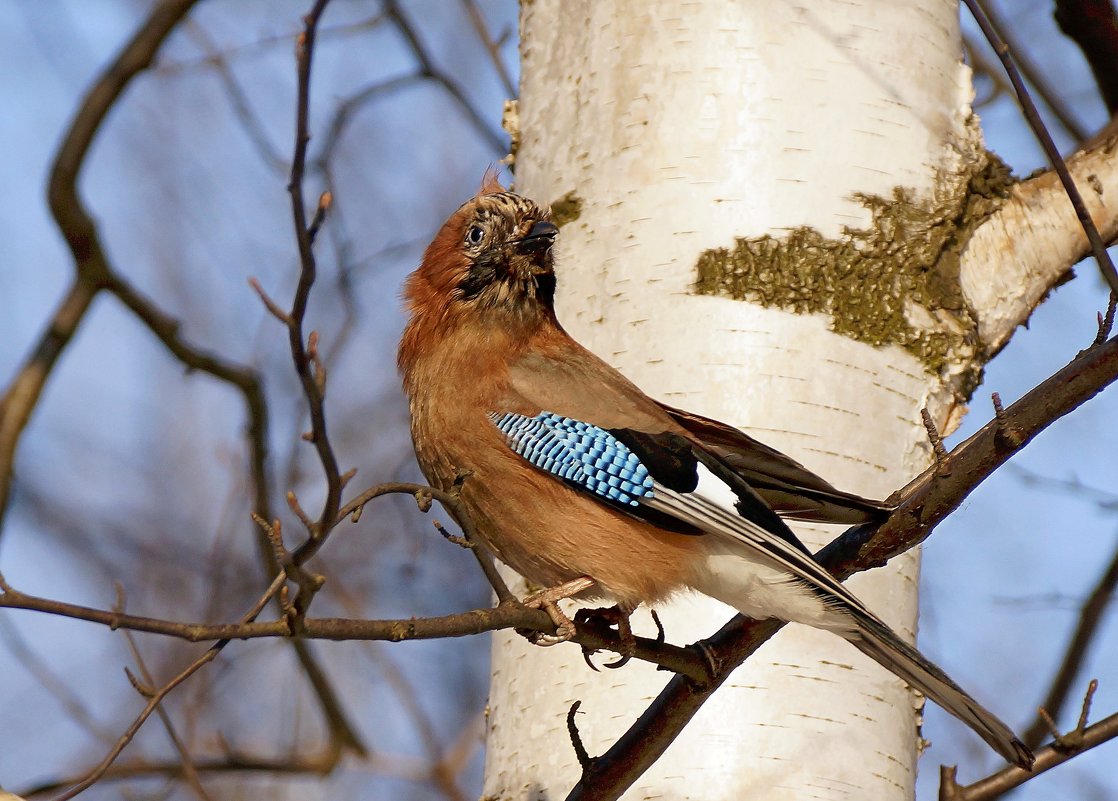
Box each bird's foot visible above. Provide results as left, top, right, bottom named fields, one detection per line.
left=521, top=576, right=595, bottom=646
left=576, top=604, right=637, bottom=669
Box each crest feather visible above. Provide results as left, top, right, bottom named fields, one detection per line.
left=478, top=166, right=506, bottom=196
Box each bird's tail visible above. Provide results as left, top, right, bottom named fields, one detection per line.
left=844, top=609, right=1034, bottom=769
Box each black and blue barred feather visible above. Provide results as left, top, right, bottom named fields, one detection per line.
left=489, top=412, right=655, bottom=506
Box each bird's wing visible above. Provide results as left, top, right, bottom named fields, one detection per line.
left=656, top=401, right=892, bottom=524
left=487, top=409, right=880, bottom=621
left=504, top=345, right=890, bottom=525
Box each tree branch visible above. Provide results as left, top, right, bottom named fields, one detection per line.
left=0, top=494, right=710, bottom=683
left=46, top=574, right=286, bottom=801
left=965, top=0, right=1118, bottom=297
left=565, top=333, right=1118, bottom=801
left=283, top=0, right=344, bottom=574
left=382, top=0, right=508, bottom=154
left=0, top=0, right=200, bottom=539
left=982, top=1, right=1087, bottom=141
left=962, top=136, right=1118, bottom=355
left=1022, top=537, right=1118, bottom=747
left=940, top=709, right=1118, bottom=800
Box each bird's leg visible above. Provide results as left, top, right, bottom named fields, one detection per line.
left=575, top=604, right=637, bottom=669
left=521, top=576, right=595, bottom=646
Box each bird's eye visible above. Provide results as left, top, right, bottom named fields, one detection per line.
left=466, top=226, right=485, bottom=246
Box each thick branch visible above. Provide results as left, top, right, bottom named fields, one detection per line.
left=962, top=136, right=1118, bottom=354
left=565, top=334, right=1118, bottom=801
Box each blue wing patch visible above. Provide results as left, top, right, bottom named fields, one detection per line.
left=489, top=411, right=655, bottom=506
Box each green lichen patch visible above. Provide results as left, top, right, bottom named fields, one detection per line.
left=694, top=155, right=1013, bottom=388
left=549, top=191, right=583, bottom=227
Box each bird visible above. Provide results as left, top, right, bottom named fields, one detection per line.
left=397, top=177, right=1034, bottom=769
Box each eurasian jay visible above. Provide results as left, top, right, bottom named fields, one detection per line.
left=397, top=180, right=1033, bottom=769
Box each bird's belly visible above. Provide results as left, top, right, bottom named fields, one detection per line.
left=457, top=459, right=700, bottom=608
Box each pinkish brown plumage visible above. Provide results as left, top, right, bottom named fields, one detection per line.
left=397, top=181, right=1032, bottom=769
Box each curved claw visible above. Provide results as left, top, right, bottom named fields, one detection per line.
left=574, top=604, right=637, bottom=668
left=581, top=647, right=603, bottom=671
left=603, top=651, right=632, bottom=669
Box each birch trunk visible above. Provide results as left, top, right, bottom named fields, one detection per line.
left=482, top=1, right=1118, bottom=798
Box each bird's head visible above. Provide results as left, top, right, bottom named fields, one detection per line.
left=455, top=192, right=559, bottom=307
left=404, top=181, right=559, bottom=322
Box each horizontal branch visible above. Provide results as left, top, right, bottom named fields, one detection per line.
left=21, top=751, right=343, bottom=798
left=0, top=568, right=709, bottom=682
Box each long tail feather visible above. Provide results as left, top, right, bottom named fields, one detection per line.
left=846, top=610, right=1034, bottom=769
left=645, top=482, right=1034, bottom=768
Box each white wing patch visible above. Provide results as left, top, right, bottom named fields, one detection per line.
left=641, top=464, right=879, bottom=629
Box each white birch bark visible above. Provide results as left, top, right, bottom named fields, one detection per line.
left=483, top=2, right=1118, bottom=799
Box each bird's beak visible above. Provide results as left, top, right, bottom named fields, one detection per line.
left=515, top=220, right=559, bottom=255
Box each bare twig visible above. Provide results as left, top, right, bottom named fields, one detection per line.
left=0, top=615, right=115, bottom=743
left=277, top=0, right=346, bottom=587
left=121, top=627, right=213, bottom=801
left=362, top=647, right=472, bottom=801
left=156, top=11, right=390, bottom=74
left=333, top=481, right=516, bottom=604
left=383, top=0, right=507, bottom=154
left=435, top=712, right=486, bottom=801
left=249, top=277, right=294, bottom=324
left=1095, top=292, right=1116, bottom=345
left=940, top=706, right=1118, bottom=801
left=314, top=74, right=426, bottom=169
left=1022, top=541, right=1118, bottom=747
left=963, top=32, right=1013, bottom=108
left=0, top=0, right=200, bottom=540
left=48, top=573, right=286, bottom=801
left=0, top=4, right=361, bottom=765
left=964, top=0, right=1118, bottom=295
left=308, top=191, right=332, bottom=244
left=921, top=406, right=948, bottom=463
left=102, top=198, right=365, bottom=759
left=22, top=751, right=350, bottom=798
left=182, top=20, right=287, bottom=172
left=0, top=2, right=373, bottom=783
left=567, top=701, right=593, bottom=773
left=462, top=0, right=517, bottom=98
left=981, top=1, right=1088, bottom=141
left=434, top=519, right=474, bottom=549
left=1011, top=465, right=1118, bottom=509
left=0, top=559, right=707, bottom=681
left=991, top=391, right=1024, bottom=449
